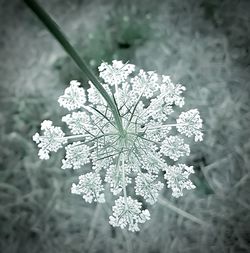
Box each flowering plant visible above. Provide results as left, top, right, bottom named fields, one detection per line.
left=33, top=60, right=203, bottom=231
left=24, top=0, right=203, bottom=233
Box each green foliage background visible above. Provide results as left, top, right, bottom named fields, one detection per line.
left=0, top=0, right=250, bottom=252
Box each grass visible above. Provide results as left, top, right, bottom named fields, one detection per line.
left=0, top=0, right=250, bottom=252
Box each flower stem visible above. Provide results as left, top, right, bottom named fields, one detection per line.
left=121, top=153, right=128, bottom=208
left=23, top=0, right=124, bottom=133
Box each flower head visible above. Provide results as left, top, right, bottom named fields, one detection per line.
left=58, top=80, right=86, bottom=110
left=99, top=60, right=135, bottom=86
left=135, top=173, right=164, bottom=204
left=33, top=60, right=203, bottom=231
left=33, top=120, right=67, bottom=160
left=71, top=172, right=105, bottom=203
left=109, top=196, right=150, bottom=232
left=163, top=164, right=196, bottom=198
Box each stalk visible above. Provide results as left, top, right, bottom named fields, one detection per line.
left=23, top=0, right=124, bottom=133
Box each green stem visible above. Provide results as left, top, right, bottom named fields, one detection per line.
left=23, top=0, right=124, bottom=133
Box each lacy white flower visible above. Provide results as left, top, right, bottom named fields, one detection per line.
left=62, top=111, right=92, bottom=135
left=109, top=196, right=150, bottom=232
left=176, top=109, right=203, bottom=142
left=160, top=136, right=190, bottom=161
left=62, top=141, right=90, bottom=170
left=32, top=120, right=67, bottom=160
left=135, top=173, right=164, bottom=204
left=163, top=164, right=196, bottom=198
left=71, top=172, right=105, bottom=203
left=58, top=80, right=86, bottom=110
left=33, top=60, right=203, bottom=231
left=99, top=60, right=135, bottom=86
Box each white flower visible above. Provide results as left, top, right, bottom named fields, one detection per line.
left=109, top=196, right=150, bottom=232
left=160, top=75, right=186, bottom=107
left=62, top=141, right=90, bottom=170
left=131, top=70, right=159, bottom=99
left=58, top=80, right=86, bottom=110
left=71, top=172, right=105, bottom=203
left=99, top=60, right=135, bottom=86
left=33, top=60, right=203, bottom=232
left=135, top=173, right=164, bottom=204
left=32, top=120, right=67, bottom=160
left=160, top=136, right=190, bottom=161
left=146, top=97, right=174, bottom=121
left=163, top=164, right=196, bottom=198
left=139, top=151, right=164, bottom=174
left=176, top=109, right=203, bottom=141
left=62, top=111, right=93, bottom=135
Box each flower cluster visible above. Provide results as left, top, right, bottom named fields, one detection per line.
left=32, top=120, right=67, bottom=160
left=33, top=60, right=203, bottom=231
left=109, top=196, right=151, bottom=232
left=71, top=172, right=105, bottom=203
left=163, top=164, right=196, bottom=198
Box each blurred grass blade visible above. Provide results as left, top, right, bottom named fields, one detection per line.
left=158, top=197, right=208, bottom=226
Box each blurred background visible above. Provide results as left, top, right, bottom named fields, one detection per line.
left=0, top=0, right=250, bottom=252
